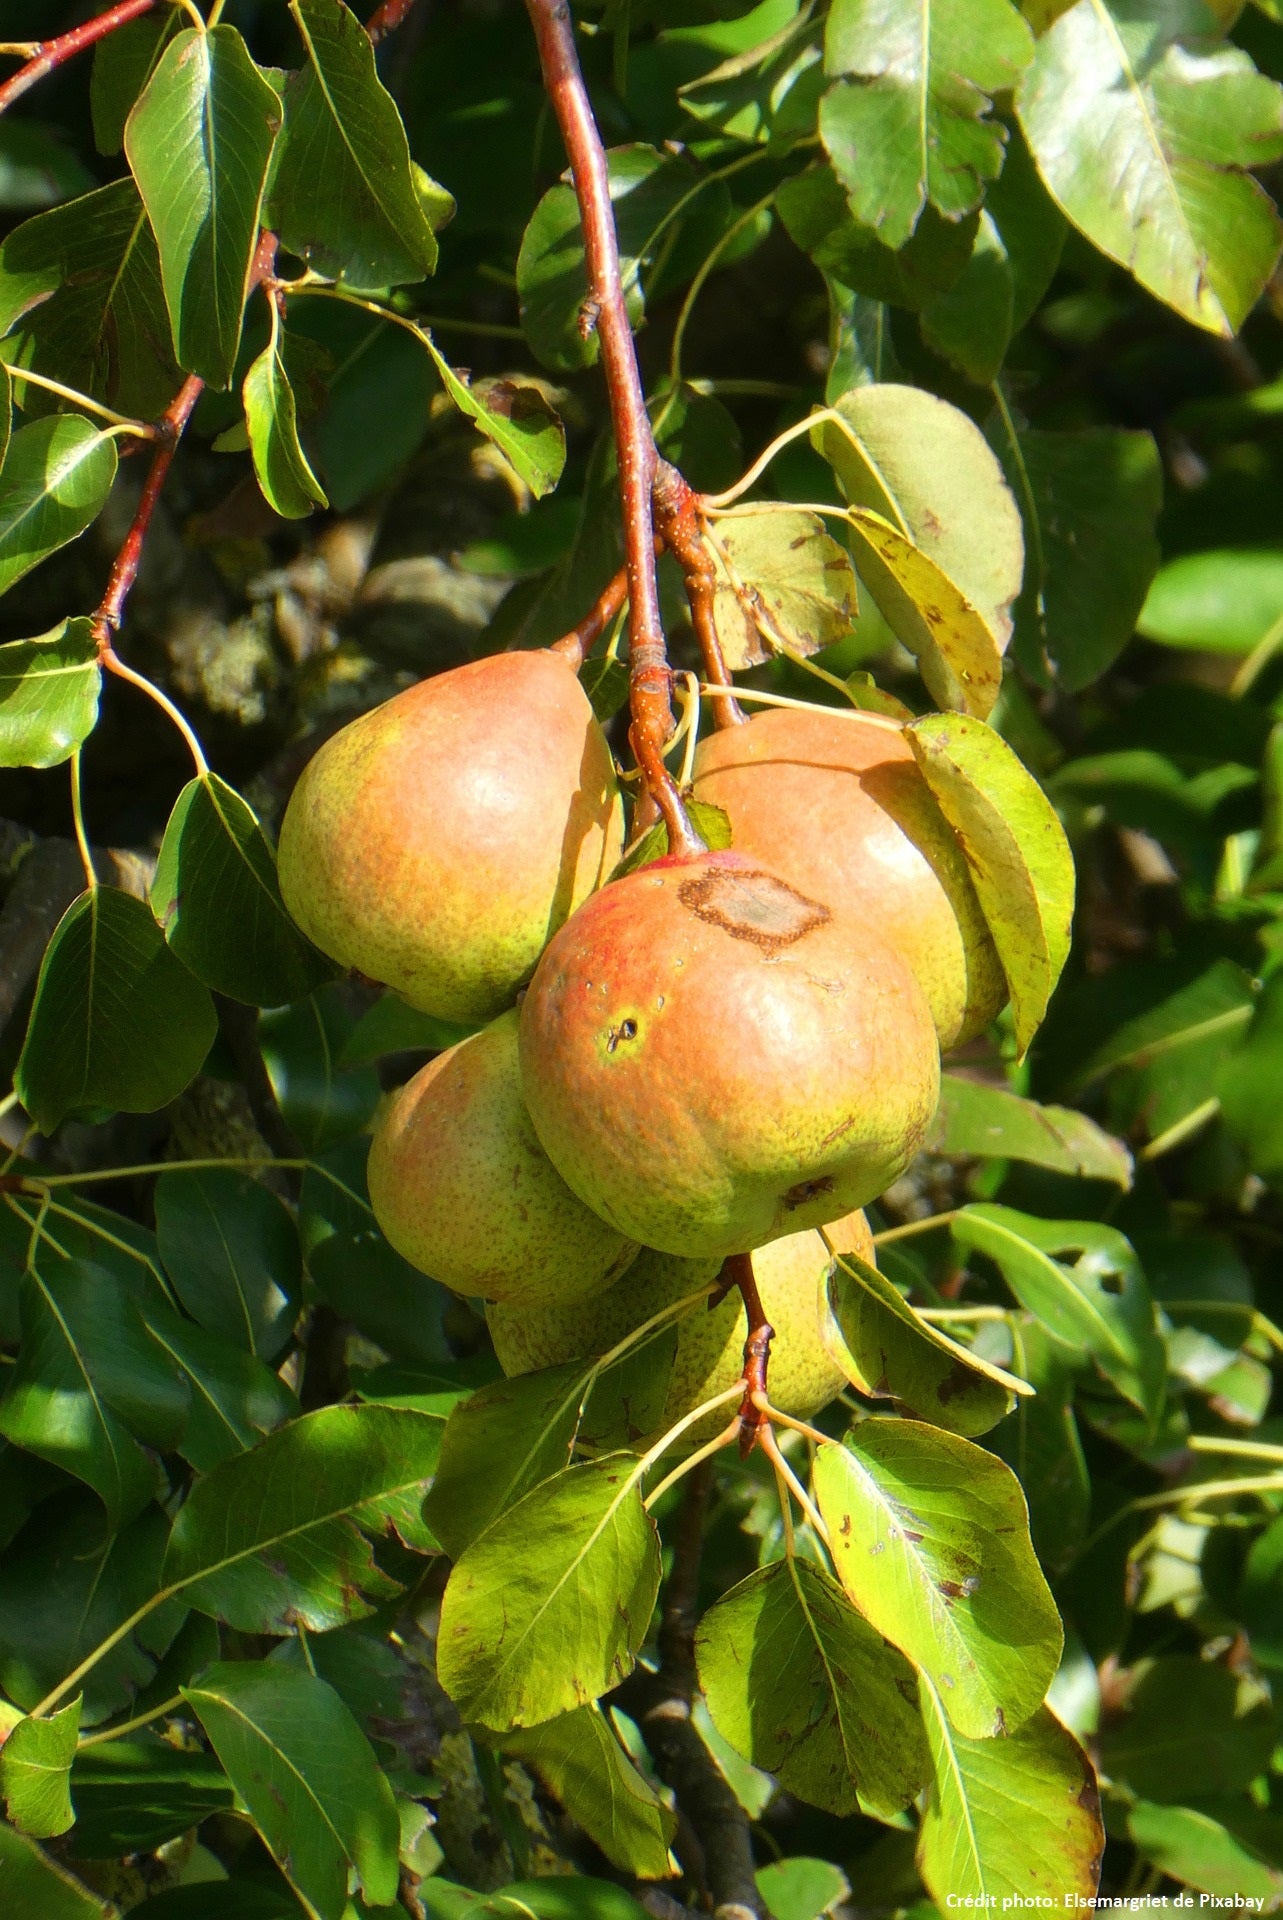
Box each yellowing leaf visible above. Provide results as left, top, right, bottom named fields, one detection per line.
left=905, top=713, right=1075, bottom=1052
left=845, top=508, right=1003, bottom=716
left=706, top=507, right=857, bottom=669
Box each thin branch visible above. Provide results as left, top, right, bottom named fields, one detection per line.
left=724, top=1251, right=773, bottom=1456
left=92, top=373, right=204, bottom=656
left=366, top=0, right=420, bottom=45
left=652, top=459, right=743, bottom=730
left=0, top=0, right=157, bottom=115
left=549, top=558, right=635, bottom=671
left=523, top=0, right=702, bottom=859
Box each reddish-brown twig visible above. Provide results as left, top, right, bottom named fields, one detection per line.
left=723, top=1251, right=773, bottom=1456
left=93, top=374, right=204, bottom=660
left=524, top=0, right=702, bottom=859
left=549, top=565, right=630, bottom=672
left=0, top=0, right=157, bottom=116
left=653, top=460, right=744, bottom=731
left=365, top=0, right=420, bottom=43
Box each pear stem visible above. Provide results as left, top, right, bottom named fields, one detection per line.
left=524, top=0, right=704, bottom=859
left=721, top=1251, right=774, bottom=1456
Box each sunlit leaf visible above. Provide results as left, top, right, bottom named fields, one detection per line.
left=0, top=619, right=100, bottom=769
left=707, top=506, right=857, bottom=669
left=0, top=416, right=117, bottom=597
left=0, top=1697, right=81, bottom=1838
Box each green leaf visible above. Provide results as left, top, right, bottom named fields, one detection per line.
left=423, top=1364, right=585, bottom=1562
left=917, top=1688, right=1103, bottom=1904
left=161, top=1402, right=443, bottom=1632
left=813, top=1421, right=1062, bottom=1738
left=990, top=417, right=1162, bottom=691
left=919, top=212, right=1014, bottom=385
left=905, top=713, right=1075, bottom=1053
left=135, top=1300, right=298, bottom=1472
left=420, top=333, right=566, bottom=501
left=309, top=1229, right=452, bottom=1371
left=437, top=1457, right=661, bottom=1731
left=1219, top=969, right=1283, bottom=1177
left=124, top=26, right=281, bottom=388
left=0, top=1494, right=185, bottom=1726
left=67, top=1738, right=233, bottom=1858
left=243, top=324, right=328, bottom=519
left=337, top=994, right=476, bottom=1066
left=696, top=1557, right=929, bottom=1819
left=825, top=1244, right=1022, bottom=1437
left=501, top=1704, right=677, bottom=1879
left=609, top=800, right=733, bottom=881
left=820, top=0, right=1033, bottom=250
left=0, top=1823, right=111, bottom=1917
left=16, top=888, right=216, bottom=1136
left=183, top=1660, right=400, bottom=1920
left=756, top=1859, right=850, bottom=1920
left=844, top=508, right=1004, bottom=717
left=707, top=507, right=857, bottom=669
left=951, top=1204, right=1166, bottom=1423
left=1137, top=548, right=1283, bottom=655
left=259, top=989, right=381, bottom=1152
left=155, top=1168, right=301, bottom=1359
left=0, top=619, right=100, bottom=770
left=1128, top=1800, right=1283, bottom=1903
left=0, top=1262, right=186, bottom=1527
left=1016, top=0, right=1283, bottom=335
left=928, top=1074, right=1132, bottom=1186
left=0, top=178, right=179, bottom=420
left=778, top=163, right=979, bottom=315
left=677, top=12, right=824, bottom=145
left=990, top=1322, right=1090, bottom=1576
left=0, top=415, right=117, bottom=597
left=814, top=384, right=1023, bottom=658
left=1100, top=1657, right=1276, bottom=1802
left=151, top=773, right=336, bottom=1006
left=0, top=1698, right=80, bottom=1839
left=91, top=9, right=180, bottom=156
left=267, top=0, right=443, bottom=291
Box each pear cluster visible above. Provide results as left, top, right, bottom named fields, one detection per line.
left=278, top=654, right=995, bottom=1443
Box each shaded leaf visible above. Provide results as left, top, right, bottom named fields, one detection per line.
left=268, top=0, right=443, bottom=291
left=825, top=1243, right=1022, bottom=1437
left=151, top=773, right=336, bottom=1006
left=919, top=212, right=1014, bottom=385
left=422, top=333, right=565, bottom=500
left=125, top=26, right=281, bottom=388
left=0, top=415, right=117, bottom=597
left=183, top=1660, right=400, bottom=1920
left=844, top=508, right=1003, bottom=717
left=437, top=1457, right=661, bottom=1730
left=155, top=1168, right=301, bottom=1359
left=423, top=1364, right=585, bottom=1562
left=905, top=713, right=1075, bottom=1052
left=1017, top=0, right=1283, bottom=335
left=697, top=1557, right=929, bottom=1819
left=814, top=383, right=1023, bottom=656
left=338, top=994, right=475, bottom=1066
left=308, top=1228, right=453, bottom=1371
left=0, top=619, right=100, bottom=770
left=0, top=1823, right=111, bottom=1917
left=1100, top=1658, right=1276, bottom=1802
left=243, top=326, right=328, bottom=519
left=1128, top=1800, right=1283, bottom=1902
left=917, top=1689, right=1102, bottom=1904
left=706, top=507, right=857, bottom=669
left=952, top=1204, right=1166, bottom=1422
left=821, top=0, right=1033, bottom=248
left=928, top=1074, right=1132, bottom=1185
left=259, top=987, right=380, bottom=1151
left=0, top=178, right=179, bottom=418
left=501, top=1704, right=677, bottom=1879
left=91, top=9, right=180, bottom=156
left=67, top=1738, right=232, bottom=1858
left=1138, top=547, right=1283, bottom=655
left=161, top=1403, right=443, bottom=1632
left=16, top=888, right=216, bottom=1137
left=778, top=163, right=979, bottom=316
left=0, top=1697, right=81, bottom=1838
left=813, top=1421, right=1062, bottom=1738
left=136, top=1300, right=298, bottom=1472
left=610, top=801, right=732, bottom=881
left=989, top=1323, right=1091, bottom=1577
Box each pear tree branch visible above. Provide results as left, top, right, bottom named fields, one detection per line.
left=0, top=0, right=157, bottom=116
left=523, top=0, right=703, bottom=857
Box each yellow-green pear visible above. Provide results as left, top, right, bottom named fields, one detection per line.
left=693, top=706, right=1005, bottom=1049
left=368, top=1011, right=637, bottom=1308
left=487, top=1212, right=875, bottom=1450
left=278, top=649, right=623, bottom=1022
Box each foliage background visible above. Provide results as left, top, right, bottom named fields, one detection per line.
left=2, top=0, right=1283, bottom=1914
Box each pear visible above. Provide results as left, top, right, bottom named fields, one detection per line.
left=367, top=1010, right=637, bottom=1308
left=488, top=1211, right=876, bottom=1451
left=518, top=848, right=940, bottom=1259
left=278, top=650, right=623, bottom=1022
left=692, top=706, right=1005, bottom=1049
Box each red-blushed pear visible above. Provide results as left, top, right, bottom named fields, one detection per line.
left=692, top=706, right=1006, bottom=1050
left=367, top=1010, right=637, bottom=1308
left=518, top=848, right=940, bottom=1260
left=277, top=650, right=623, bottom=1022
left=487, top=1211, right=877, bottom=1451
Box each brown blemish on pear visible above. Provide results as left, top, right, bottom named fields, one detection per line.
left=692, top=706, right=1005, bottom=1049
left=277, top=650, right=623, bottom=1023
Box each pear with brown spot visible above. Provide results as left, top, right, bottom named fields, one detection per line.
left=693, top=706, right=1005, bottom=1049
left=368, top=1010, right=637, bottom=1307
left=488, top=1211, right=877, bottom=1452
left=518, top=848, right=940, bottom=1259
left=278, top=650, right=623, bottom=1022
